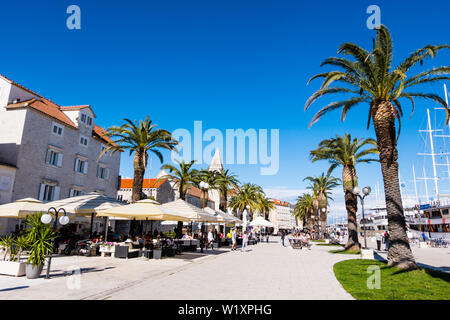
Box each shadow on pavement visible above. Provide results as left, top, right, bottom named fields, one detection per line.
left=0, top=286, right=29, bottom=292
left=43, top=266, right=116, bottom=279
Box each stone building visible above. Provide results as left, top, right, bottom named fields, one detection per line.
left=268, top=199, right=296, bottom=233
left=0, top=74, right=121, bottom=234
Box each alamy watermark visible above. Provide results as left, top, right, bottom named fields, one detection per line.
left=366, top=5, right=381, bottom=30
left=366, top=265, right=381, bottom=289
left=67, top=5, right=81, bottom=30
left=171, top=121, right=279, bottom=175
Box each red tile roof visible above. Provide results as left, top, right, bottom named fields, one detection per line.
left=60, top=105, right=96, bottom=118
left=120, top=179, right=167, bottom=189
left=271, top=199, right=291, bottom=207
left=6, top=98, right=77, bottom=128
left=93, top=125, right=117, bottom=146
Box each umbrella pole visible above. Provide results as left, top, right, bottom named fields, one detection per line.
left=89, top=213, right=95, bottom=239
left=104, top=217, right=109, bottom=241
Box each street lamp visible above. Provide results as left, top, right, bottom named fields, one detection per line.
left=199, top=181, right=209, bottom=209
left=353, top=186, right=371, bottom=249
left=41, top=207, right=69, bottom=279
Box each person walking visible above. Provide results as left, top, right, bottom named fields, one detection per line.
left=241, top=230, right=249, bottom=252
left=207, top=229, right=215, bottom=251
left=281, top=231, right=286, bottom=247
left=384, top=231, right=390, bottom=251
left=231, top=228, right=237, bottom=251
left=375, top=232, right=382, bottom=251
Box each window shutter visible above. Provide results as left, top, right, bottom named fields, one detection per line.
left=53, top=186, right=60, bottom=201
left=38, top=183, right=46, bottom=201
left=83, top=161, right=89, bottom=174
left=69, top=189, right=74, bottom=197
left=74, top=158, right=78, bottom=172
left=57, top=153, right=63, bottom=167
left=97, top=165, right=100, bottom=178
left=45, top=149, right=50, bottom=164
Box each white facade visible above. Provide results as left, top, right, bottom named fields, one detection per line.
left=269, top=199, right=296, bottom=233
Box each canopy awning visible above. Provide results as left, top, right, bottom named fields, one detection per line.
left=43, top=192, right=125, bottom=216
left=0, top=198, right=49, bottom=218
left=161, top=199, right=220, bottom=222
left=97, top=199, right=189, bottom=221
left=249, top=216, right=274, bottom=227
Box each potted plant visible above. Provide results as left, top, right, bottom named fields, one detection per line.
left=24, top=213, right=56, bottom=279
left=0, top=235, right=28, bottom=277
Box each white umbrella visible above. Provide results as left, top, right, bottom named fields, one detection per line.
left=249, top=216, right=274, bottom=227
left=203, top=207, right=236, bottom=224
left=0, top=198, right=50, bottom=218
left=43, top=192, right=125, bottom=216
left=161, top=199, right=219, bottom=222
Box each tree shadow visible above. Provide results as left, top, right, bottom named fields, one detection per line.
left=0, top=286, right=29, bottom=292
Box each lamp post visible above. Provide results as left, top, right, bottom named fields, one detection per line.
left=41, top=207, right=69, bottom=279
left=199, top=181, right=209, bottom=234
left=353, top=186, right=371, bottom=249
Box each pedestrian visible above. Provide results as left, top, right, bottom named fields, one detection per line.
left=241, top=230, right=249, bottom=252
left=231, top=228, right=237, bottom=251
left=375, top=232, right=382, bottom=251
left=281, top=231, right=286, bottom=247
left=266, top=231, right=269, bottom=243
left=384, top=231, right=390, bottom=251
left=207, top=229, right=215, bottom=251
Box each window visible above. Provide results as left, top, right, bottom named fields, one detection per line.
left=51, top=122, right=63, bottom=136
left=80, top=136, right=88, bottom=147
left=97, top=165, right=110, bottom=180
left=38, top=183, right=60, bottom=201
left=45, top=148, right=63, bottom=167
left=69, top=188, right=83, bottom=197
left=80, top=113, right=93, bottom=126
left=74, top=158, right=89, bottom=174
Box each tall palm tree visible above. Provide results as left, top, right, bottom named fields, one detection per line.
left=310, top=134, right=379, bottom=251
left=257, top=196, right=275, bottom=220
left=293, top=194, right=314, bottom=229
left=229, top=183, right=263, bottom=221
left=104, top=117, right=178, bottom=203
left=160, top=160, right=200, bottom=200
left=198, top=169, right=219, bottom=208
left=304, top=173, right=340, bottom=239
left=160, top=160, right=200, bottom=237
left=305, top=25, right=449, bottom=269
left=215, top=169, right=240, bottom=212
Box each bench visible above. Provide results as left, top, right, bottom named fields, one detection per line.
left=289, top=238, right=311, bottom=250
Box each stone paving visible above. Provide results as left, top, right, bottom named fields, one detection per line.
left=0, top=237, right=448, bottom=299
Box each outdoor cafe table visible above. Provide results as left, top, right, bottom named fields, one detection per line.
left=174, top=239, right=199, bottom=251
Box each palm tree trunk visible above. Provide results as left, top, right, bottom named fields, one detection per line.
left=373, top=102, right=417, bottom=270
left=343, top=165, right=361, bottom=251
left=132, top=149, right=146, bottom=203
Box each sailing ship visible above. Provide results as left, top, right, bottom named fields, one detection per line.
left=358, top=84, right=450, bottom=240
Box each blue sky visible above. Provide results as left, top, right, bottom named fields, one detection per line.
left=1, top=0, right=449, bottom=218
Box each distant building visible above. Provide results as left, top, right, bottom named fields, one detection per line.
left=269, top=199, right=296, bottom=233
left=118, top=178, right=175, bottom=204
left=0, top=74, right=121, bottom=234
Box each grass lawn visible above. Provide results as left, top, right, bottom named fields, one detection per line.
left=334, top=259, right=450, bottom=300
left=316, top=243, right=344, bottom=247
left=329, top=249, right=361, bottom=254
left=311, top=239, right=325, bottom=243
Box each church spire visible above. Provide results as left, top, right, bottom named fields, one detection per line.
left=209, top=147, right=224, bottom=172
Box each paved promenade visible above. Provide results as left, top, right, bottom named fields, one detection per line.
left=0, top=239, right=355, bottom=300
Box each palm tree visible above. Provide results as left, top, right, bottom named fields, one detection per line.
left=229, top=183, right=263, bottom=222
left=160, top=160, right=200, bottom=200
left=310, top=134, right=379, bottom=251
left=305, top=25, right=449, bottom=269
left=304, top=173, right=340, bottom=239
left=103, top=117, right=178, bottom=203
left=198, top=169, right=219, bottom=208
left=293, top=194, right=314, bottom=229
left=215, top=169, right=240, bottom=212
left=257, top=196, right=275, bottom=220
left=160, top=160, right=200, bottom=238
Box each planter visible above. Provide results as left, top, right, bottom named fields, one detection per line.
left=325, top=239, right=330, bottom=244
left=360, top=249, right=374, bottom=260
left=153, top=249, right=162, bottom=260
left=25, top=264, right=44, bottom=279
left=0, top=261, right=26, bottom=277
